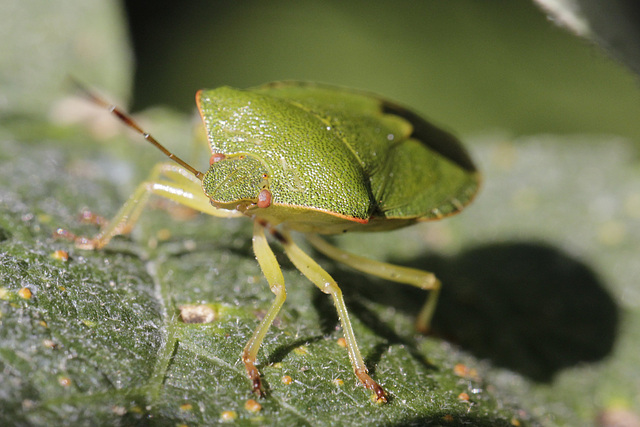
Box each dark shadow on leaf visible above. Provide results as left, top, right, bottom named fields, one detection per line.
left=330, top=241, right=619, bottom=382
left=81, top=238, right=147, bottom=260
left=308, top=269, right=437, bottom=376
left=342, top=296, right=438, bottom=376
left=0, top=225, right=11, bottom=242
left=385, top=412, right=527, bottom=427
left=311, top=285, right=340, bottom=336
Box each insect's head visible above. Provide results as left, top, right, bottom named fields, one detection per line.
left=202, top=152, right=272, bottom=213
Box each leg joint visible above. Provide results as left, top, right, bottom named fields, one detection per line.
left=270, top=282, right=286, bottom=296
left=420, top=275, right=441, bottom=291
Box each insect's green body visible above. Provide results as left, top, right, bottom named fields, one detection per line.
left=198, top=82, right=479, bottom=234
left=68, top=81, right=480, bottom=402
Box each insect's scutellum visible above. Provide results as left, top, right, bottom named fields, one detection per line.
left=72, top=80, right=204, bottom=180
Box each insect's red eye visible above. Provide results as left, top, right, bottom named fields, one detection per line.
left=209, top=153, right=226, bottom=165
left=257, top=189, right=271, bottom=208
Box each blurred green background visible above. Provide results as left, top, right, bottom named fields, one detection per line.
left=122, top=0, right=640, bottom=143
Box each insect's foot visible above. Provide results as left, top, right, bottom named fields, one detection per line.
left=54, top=228, right=99, bottom=250
left=54, top=227, right=75, bottom=241
left=250, top=375, right=265, bottom=398
left=244, top=361, right=266, bottom=398
left=355, top=368, right=388, bottom=403
left=73, top=236, right=100, bottom=250
left=79, top=209, right=107, bottom=226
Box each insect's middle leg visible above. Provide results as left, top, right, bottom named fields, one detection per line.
left=270, top=227, right=387, bottom=403
left=241, top=221, right=287, bottom=397
left=304, top=234, right=441, bottom=334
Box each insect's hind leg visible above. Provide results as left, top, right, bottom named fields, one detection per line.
left=241, top=221, right=287, bottom=397
left=304, top=234, right=441, bottom=334
left=266, top=226, right=387, bottom=403
left=58, top=162, right=241, bottom=250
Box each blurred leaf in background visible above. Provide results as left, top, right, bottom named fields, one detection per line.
left=124, top=0, right=640, bottom=144
left=0, top=0, right=131, bottom=117
left=1, top=0, right=639, bottom=426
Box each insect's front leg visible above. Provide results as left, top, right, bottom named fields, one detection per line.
left=56, top=162, right=242, bottom=250
left=305, top=234, right=441, bottom=334
left=241, top=220, right=287, bottom=397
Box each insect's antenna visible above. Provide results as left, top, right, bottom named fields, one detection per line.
left=71, top=79, right=204, bottom=180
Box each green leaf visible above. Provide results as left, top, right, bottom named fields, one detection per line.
left=2, top=111, right=639, bottom=425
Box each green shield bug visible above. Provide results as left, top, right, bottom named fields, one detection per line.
left=60, top=81, right=480, bottom=403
